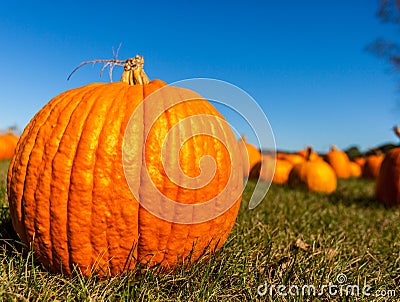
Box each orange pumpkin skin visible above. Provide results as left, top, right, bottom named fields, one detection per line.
left=288, top=159, right=337, bottom=194
left=376, top=148, right=400, bottom=206
left=7, top=71, right=242, bottom=275
left=349, top=161, right=362, bottom=178
left=354, top=157, right=366, bottom=168
left=362, top=154, right=384, bottom=179
left=297, top=148, right=320, bottom=161
left=272, top=159, right=293, bottom=184
left=0, top=132, right=19, bottom=160
left=239, top=136, right=261, bottom=177
left=280, top=153, right=305, bottom=165
left=248, top=154, right=276, bottom=183
left=325, top=146, right=351, bottom=179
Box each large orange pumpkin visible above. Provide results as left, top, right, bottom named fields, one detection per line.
left=375, top=148, right=400, bottom=206
left=288, top=147, right=337, bottom=194
left=271, top=158, right=293, bottom=184
left=325, top=145, right=351, bottom=179
left=0, top=130, right=19, bottom=160
left=362, top=154, right=384, bottom=179
left=7, top=56, right=243, bottom=276
left=239, top=135, right=261, bottom=177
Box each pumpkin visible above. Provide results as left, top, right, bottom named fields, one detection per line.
left=297, top=146, right=320, bottom=161
left=375, top=148, right=400, bottom=206
left=288, top=147, right=337, bottom=194
left=325, top=145, right=351, bottom=179
left=0, top=130, right=19, bottom=160
left=353, top=157, right=366, bottom=168
left=279, top=153, right=305, bottom=165
left=7, top=56, right=243, bottom=276
left=362, top=154, right=384, bottom=179
left=349, top=161, right=362, bottom=178
left=248, top=154, right=276, bottom=184
left=272, top=159, right=293, bottom=184
left=239, top=135, right=261, bottom=177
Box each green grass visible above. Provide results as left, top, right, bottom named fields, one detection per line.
left=0, top=159, right=399, bottom=301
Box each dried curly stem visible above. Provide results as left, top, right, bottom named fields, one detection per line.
left=67, top=55, right=150, bottom=85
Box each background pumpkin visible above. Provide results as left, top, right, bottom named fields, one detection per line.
left=7, top=56, right=243, bottom=276
left=248, top=154, right=276, bottom=184
left=349, top=161, right=362, bottom=178
left=0, top=130, right=19, bottom=160
left=297, top=146, right=320, bottom=161
left=325, top=145, right=351, bottom=179
left=353, top=157, right=366, bottom=168
left=288, top=147, right=337, bottom=194
left=375, top=148, right=400, bottom=207
left=279, top=153, right=305, bottom=165
left=362, top=154, right=384, bottom=179
left=239, top=135, right=261, bottom=177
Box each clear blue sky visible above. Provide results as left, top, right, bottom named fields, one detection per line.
left=1, top=0, right=399, bottom=153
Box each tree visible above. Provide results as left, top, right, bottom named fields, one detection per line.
left=367, top=0, right=400, bottom=70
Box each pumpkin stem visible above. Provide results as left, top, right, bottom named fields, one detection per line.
left=306, top=146, right=313, bottom=161
left=393, top=125, right=400, bottom=139
left=120, top=55, right=150, bottom=85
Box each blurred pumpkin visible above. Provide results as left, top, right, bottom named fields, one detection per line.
left=288, top=147, right=337, bottom=194
left=325, top=145, right=351, bottom=179
left=0, top=130, right=19, bottom=160
left=297, top=146, right=320, bottom=161
left=353, top=157, right=366, bottom=168
left=248, top=154, right=275, bottom=183
left=280, top=153, right=305, bottom=165
left=349, top=161, right=362, bottom=178
left=7, top=55, right=243, bottom=276
left=272, top=159, right=293, bottom=184
left=376, top=148, right=400, bottom=206
left=376, top=126, right=400, bottom=206
left=362, top=154, right=384, bottom=179
left=239, top=135, right=261, bottom=177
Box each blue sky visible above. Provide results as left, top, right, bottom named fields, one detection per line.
left=1, top=0, right=399, bottom=153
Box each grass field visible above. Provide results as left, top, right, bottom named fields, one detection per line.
left=0, top=159, right=399, bottom=301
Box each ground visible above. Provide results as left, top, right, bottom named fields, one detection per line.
left=0, top=160, right=399, bottom=301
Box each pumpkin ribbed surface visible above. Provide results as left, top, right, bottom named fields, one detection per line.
left=7, top=79, right=242, bottom=276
